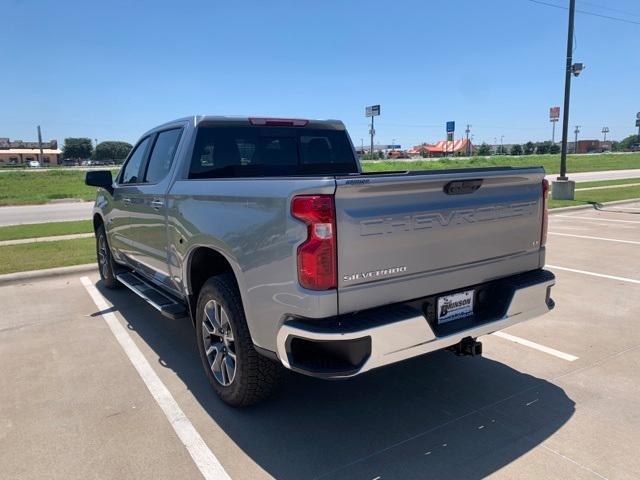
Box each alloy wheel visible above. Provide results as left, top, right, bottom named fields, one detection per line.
left=202, top=300, right=237, bottom=386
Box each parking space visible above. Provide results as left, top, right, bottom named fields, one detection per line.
left=1, top=203, right=639, bottom=479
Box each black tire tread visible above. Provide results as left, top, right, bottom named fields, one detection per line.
left=96, top=224, right=121, bottom=289
left=196, top=274, right=280, bottom=407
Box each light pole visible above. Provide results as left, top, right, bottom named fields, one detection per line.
left=500, top=135, right=504, bottom=155
left=601, top=127, right=609, bottom=143
left=554, top=0, right=584, bottom=200
left=465, top=124, right=471, bottom=156
left=573, top=126, right=580, bottom=154
left=494, top=137, right=498, bottom=155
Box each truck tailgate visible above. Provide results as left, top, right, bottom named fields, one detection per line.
left=334, top=168, right=545, bottom=313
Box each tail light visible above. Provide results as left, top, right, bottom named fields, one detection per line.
left=541, top=179, right=549, bottom=246
left=291, top=195, right=337, bottom=290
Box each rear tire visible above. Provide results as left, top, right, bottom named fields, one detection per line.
left=96, top=225, right=120, bottom=289
left=195, top=274, right=281, bottom=407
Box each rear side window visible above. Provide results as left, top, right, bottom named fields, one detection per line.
left=144, top=128, right=182, bottom=183
left=120, top=136, right=151, bottom=184
left=189, top=126, right=357, bottom=178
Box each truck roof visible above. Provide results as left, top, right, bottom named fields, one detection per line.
left=146, top=116, right=346, bottom=133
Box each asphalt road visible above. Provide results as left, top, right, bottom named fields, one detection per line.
left=0, top=202, right=93, bottom=226
left=544, top=168, right=640, bottom=182
left=1, top=201, right=639, bottom=479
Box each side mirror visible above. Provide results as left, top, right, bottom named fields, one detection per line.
left=85, top=170, right=114, bottom=195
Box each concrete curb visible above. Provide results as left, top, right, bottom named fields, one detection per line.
left=0, top=263, right=97, bottom=286
left=549, top=198, right=640, bottom=214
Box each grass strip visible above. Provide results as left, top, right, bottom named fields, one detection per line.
left=549, top=185, right=640, bottom=209
left=361, top=152, right=640, bottom=175
left=0, top=237, right=95, bottom=275
left=0, top=220, right=93, bottom=241
left=0, top=169, right=117, bottom=206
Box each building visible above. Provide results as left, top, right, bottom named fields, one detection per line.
left=409, top=139, right=473, bottom=157
left=0, top=138, right=62, bottom=165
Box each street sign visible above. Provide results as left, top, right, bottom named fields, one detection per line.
left=550, top=106, right=560, bottom=121
left=636, top=119, right=640, bottom=127
left=446, top=121, right=455, bottom=133
left=447, top=133, right=454, bottom=142
left=365, top=105, right=380, bottom=117
left=636, top=112, right=640, bottom=119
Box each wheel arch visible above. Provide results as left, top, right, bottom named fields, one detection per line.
left=184, top=246, right=248, bottom=327
left=93, top=213, right=104, bottom=231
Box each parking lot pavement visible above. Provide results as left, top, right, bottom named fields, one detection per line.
left=1, top=205, right=639, bottom=479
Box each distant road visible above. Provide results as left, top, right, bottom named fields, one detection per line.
left=0, top=168, right=638, bottom=227
left=544, top=169, right=640, bottom=183
left=0, top=202, right=93, bottom=227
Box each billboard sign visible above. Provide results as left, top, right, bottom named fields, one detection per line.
left=365, top=105, right=380, bottom=117
left=550, top=106, right=560, bottom=121
left=446, top=121, right=455, bottom=133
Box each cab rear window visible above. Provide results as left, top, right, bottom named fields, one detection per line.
left=189, top=126, right=358, bottom=178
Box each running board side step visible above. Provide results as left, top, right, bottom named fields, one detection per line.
left=116, top=272, right=188, bottom=320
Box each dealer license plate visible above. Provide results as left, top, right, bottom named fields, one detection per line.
left=437, top=289, right=474, bottom=324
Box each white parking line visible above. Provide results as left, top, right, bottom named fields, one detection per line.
left=553, top=215, right=640, bottom=224
left=492, top=331, right=578, bottom=362
left=80, top=277, right=231, bottom=480
left=548, top=232, right=640, bottom=245
left=547, top=265, right=640, bottom=285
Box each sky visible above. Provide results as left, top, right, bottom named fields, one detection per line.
left=1, top=0, right=639, bottom=149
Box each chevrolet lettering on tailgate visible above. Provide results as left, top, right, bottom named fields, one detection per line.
left=359, top=202, right=537, bottom=236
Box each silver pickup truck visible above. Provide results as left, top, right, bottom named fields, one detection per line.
left=86, top=116, right=555, bottom=406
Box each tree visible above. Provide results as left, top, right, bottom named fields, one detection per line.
left=510, top=144, right=523, bottom=156
left=523, top=141, right=535, bottom=155
left=477, top=143, right=491, bottom=156
left=536, top=142, right=550, bottom=155
left=619, top=134, right=640, bottom=151
left=549, top=144, right=560, bottom=154
left=95, top=141, right=133, bottom=163
left=63, top=138, right=93, bottom=159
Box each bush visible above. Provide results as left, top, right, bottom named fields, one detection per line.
left=510, top=144, right=523, bottom=156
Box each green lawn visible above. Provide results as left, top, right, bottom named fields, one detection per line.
left=0, top=169, right=117, bottom=206
left=0, top=220, right=93, bottom=242
left=0, top=237, right=95, bottom=275
left=549, top=184, right=640, bottom=209
left=362, top=152, right=640, bottom=175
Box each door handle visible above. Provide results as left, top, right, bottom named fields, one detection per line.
left=122, top=197, right=132, bottom=205
left=151, top=199, right=164, bottom=210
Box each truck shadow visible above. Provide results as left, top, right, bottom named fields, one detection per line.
left=97, top=283, right=575, bottom=480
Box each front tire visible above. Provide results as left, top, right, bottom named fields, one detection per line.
left=95, top=225, right=120, bottom=289
left=195, top=275, right=281, bottom=407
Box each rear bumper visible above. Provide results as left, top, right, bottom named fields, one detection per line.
left=276, top=269, right=555, bottom=378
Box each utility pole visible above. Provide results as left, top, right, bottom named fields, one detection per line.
left=500, top=135, right=504, bottom=155
left=37, top=125, right=43, bottom=164
left=574, top=125, right=580, bottom=154
left=465, top=124, right=471, bottom=156
left=601, top=127, right=609, bottom=143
